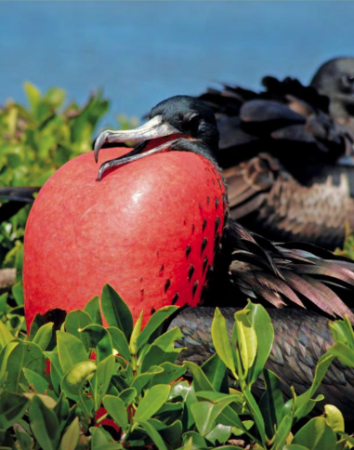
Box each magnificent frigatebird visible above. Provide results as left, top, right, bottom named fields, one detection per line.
left=94, top=95, right=354, bottom=418
left=199, top=57, right=354, bottom=249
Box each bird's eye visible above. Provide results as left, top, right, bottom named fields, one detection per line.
left=341, top=75, right=354, bottom=92
left=184, top=113, right=200, bottom=134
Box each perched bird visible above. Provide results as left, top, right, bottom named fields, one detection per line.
left=94, top=95, right=354, bottom=322
left=92, top=95, right=354, bottom=419
left=170, top=307, right=354, bottom=421
left=199, top=57, right=354, bottom=249
left=25, top=96, right=354, bottom=416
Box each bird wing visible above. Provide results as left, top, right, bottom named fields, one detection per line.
left=224, top=153, right=354, bottom=249
left=199, top=77, right=347, bottom=160
left=225, top=219, right=354, bottom=322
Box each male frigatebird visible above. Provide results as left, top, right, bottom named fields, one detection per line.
left=199, top=57, right=354, bottom=249
left=93, top=96, right=354, bottom=418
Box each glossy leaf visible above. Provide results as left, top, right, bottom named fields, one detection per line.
left=84, top=296, right=103, bottom=325
left=0, top=391, right=29, bottom=430
left=245, top=302, right=274, bottom=384
left=81, top=324, right=113, bottom=362
left=57, top=330, right=88, bottom=374
left=28, top=395, right=60, bottom=450
left=211, top=308, right=237, bottom=377
left=32, top=322, right=53, bottom=350
left=201, top=353, right=229, bottom=392
left=293, top=417, right=337, bottom=450
left=62, top=360, right=97, bottom=398
left=107, top=326, right=131, bottom=361
left=100, top=284, right=133, bottom=339
left=0, top=320, right=14, bottom=349
left=135, top=384, right=171, bottom=422
left=323, top=404, right=345, bottom=433
left=90, top=354, right=115, bottom=410
left=102, top=395, right=128, bottom=431
left=137, top=305, right=178, bottom=349
left=137, top=420, right=168, bottom=450
left=59, top=417, right=80, bottom=450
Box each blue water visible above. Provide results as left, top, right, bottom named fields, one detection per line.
left=1, top=1, right=354, bottom=126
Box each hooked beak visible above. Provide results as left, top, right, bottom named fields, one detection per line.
left=93, top=115, right=180, bottom=163
left=93, top=115, right=183, bottom=181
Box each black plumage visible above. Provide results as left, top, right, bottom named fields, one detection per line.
left=199, top=57, right=354, bottom=249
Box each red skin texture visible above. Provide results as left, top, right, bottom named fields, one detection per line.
left=23, top=147, right=226, bottom=330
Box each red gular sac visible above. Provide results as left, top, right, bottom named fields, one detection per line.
left=23, top=96, right=227, bottom=329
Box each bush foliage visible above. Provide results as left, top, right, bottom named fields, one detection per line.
left=0, top=285, right=354, bottom=450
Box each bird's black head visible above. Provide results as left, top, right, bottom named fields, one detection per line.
left=311, top=57, right=354, bottom=101
left=93, top=96, right=220, bottom=180
left=149, top=95, right=219, bottom=150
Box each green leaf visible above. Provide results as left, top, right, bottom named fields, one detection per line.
left=137, top=421, right=168, bottom=450
left=130, top=310, right=143, bottom=355
left=234, top=309, right=257, bottom=376
left=81, top=324, right=113, bottom=362
left=211, top=308, right=236, bottom=377
left=100, top=284, right=133, bottom=339
left=0, top=391, right=29, bottom=430
left=59, top=417, right=80, bottom=450
left=191, top=401, right=222, bottom=436
left=205, top=423, right=232, bottom=445
left=57, top=330, right=88, bottom=373
left=32, top=322, right=53, bottom=350
left=270, top=412, right=293, bottom=450
left=141, top=329, right=183, bottom=372
left=131, top=368, right=164, bottom=396
left=90, top=354, right=115, bottom=410
left=0, top=341, right=24, bottom=392
left=107, top=327, right=131, bottom=361
left=184, top=360, right=215, bottom=392
left=45, top=350, right=63, bottom=395
left=283, top=446, right=310, bottom=450
left=14, top=426, right=33, bottom=450
left=324, top=404, right=345, bottom=433
left=24, top=82, right=41, bottom=112
left=0, top=321, right=14, bottom=349
left=103, top=395, right=128, bottom=431
left=150, top=362, right=186, bottom=386
left=135, top=384, right=171, bottom=422
left=245, top=302, right=274, bottom=384
left=12, top=281, right=24, bottom=306
left=61, top=360, right=97, bottom=398
left=137, top=305, right=179, bottom=349
left=90, top=426, right=123, bottom=450
left=259, top=369, right=284, bottom=438
left=65, top=310, right=92, bottom=349
left=84, top=296, right=103, bottom=325
left=328, top=342, right=354, bottom=367
left=244, top=385, right=266, bottom=447
left=119, top=387, right=137, bottom=407
left=293, top=417, right=337, bottom=450
left=23, top=367, right=50, bottom=395
left=29, top=395, right=60, bottom=450
left=201, top=353, right=228, bottom=392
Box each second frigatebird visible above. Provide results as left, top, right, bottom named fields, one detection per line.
left=94, top=95, right=354, bottom=417
left=199, top=57, right=354, bottom=249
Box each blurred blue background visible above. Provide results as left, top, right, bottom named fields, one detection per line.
left=1, top=1, right=353, bottom=124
